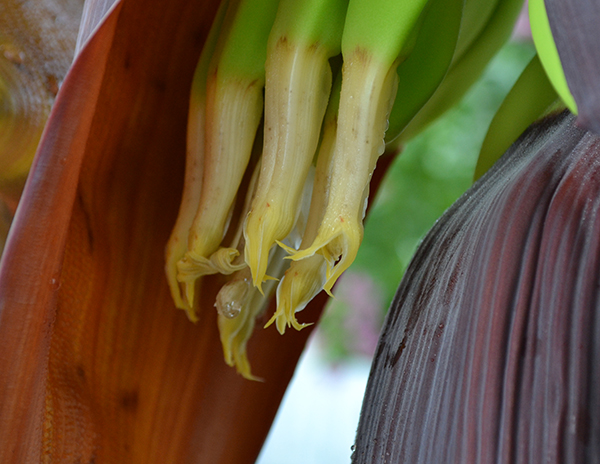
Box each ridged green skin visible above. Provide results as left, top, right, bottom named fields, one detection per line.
left=285, top=0, right=437, bottom=294
left=242, top=0, right=348, bottom=291
left=269, top=0, right=347, bottom=51
left=215, top=0, right=279, bottom=81
left=529, top=0, right=577, bottom=114
left=269, top=74, right=343, bottom=334
left=176, top=0, right=280, bottom=308
left=342, top=0, right=430, bottom=64
left=474, top=55, right=559, bottom=180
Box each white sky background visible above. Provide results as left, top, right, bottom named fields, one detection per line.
left=256, top=336, right=371, bottom=464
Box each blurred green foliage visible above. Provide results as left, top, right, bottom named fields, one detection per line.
left=319, top=39, right=536, bottom=361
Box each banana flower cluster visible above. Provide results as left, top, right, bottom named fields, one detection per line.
left=0, top=0, right=598, bottom=462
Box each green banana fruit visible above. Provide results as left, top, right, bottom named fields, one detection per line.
left=385, top=0, right=464, bottom=143
left=268, top=73, right=343, bottom=334
left=164, top=1, right=229, bottom=318
left=243, top=0, right=348, bottom=293
left=286, top=0, right=431, bottom=294
left=474, top=54, right=559, bottom=180
left=454, top=0, right=501, bottom=61
left=528, top=0, right=577, bottom=114
left=270, top=0, right=514, bottom=329
left=176, top=0, right=279, bottom=311
left=399, top=0, right=526, bottom=142
left=164, top=0, right=541, bottom=377
left=386, top=0, right=517, bottom=143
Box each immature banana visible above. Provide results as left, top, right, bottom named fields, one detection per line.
left=218, top=113, right=318, bottom=371
left=267, top=75, right=342, bottom=334
left=242, top=0, right=348, bottom=293
left=286, top=0, right=430, bottom=294
left=453, top=0, right=501, bottom=61
left=400, top=0, right=525, bottom=142
left=165, top=0, right=535, bottom=376
left=269, top=0, right=515, bottom=328
left=385, top=0, right=464, bottom=143
left=164, top=1, right=228, bottom=317
left=176, top=0, right=279, bottom=310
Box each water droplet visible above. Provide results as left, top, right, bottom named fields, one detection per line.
left=215, top=279, right=250, bottom=318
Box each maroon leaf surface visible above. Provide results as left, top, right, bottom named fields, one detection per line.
left=353, top=111, right=600, bottom=463
left=0, top=7, right=122, bottom=461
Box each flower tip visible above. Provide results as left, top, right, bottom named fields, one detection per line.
left=323, top=249, right=358, bottom=296
left=183, top=303, right=199, bottom=323
left=243, top=237, right=269, bottom=294
left=275, top=316, right=287, bottom=335
left=270, top=256, right=327, bottom=333
left=166, top=271, right=188, bottom=311
left=175, top=254, right=206, bottom=308
left=286, top=246, right=317, bottom=262
left=235, top=355, right=263, bottom=382
left=243, top=201, right=299, bottom=290
left=220, top=331, right=263, bottom=381
left=263, top=314, right=277, bottom=330
left=250, top=273, right=278, bottom=296
left=323, top=285, right=336, bottom=298
left=168, top=281, right=195, bottom=315
left=275, top=240, right=297, bottom=255
left=186, top=312, right=199, bottom=324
